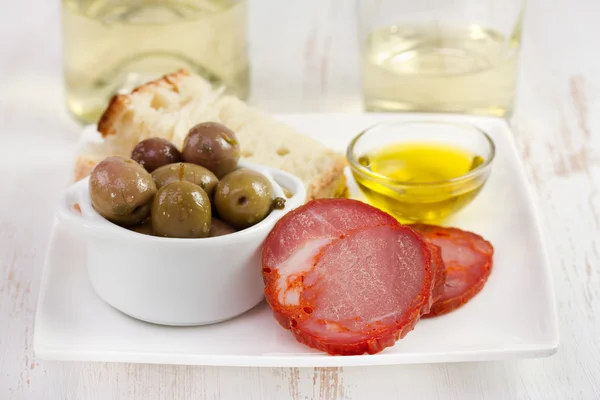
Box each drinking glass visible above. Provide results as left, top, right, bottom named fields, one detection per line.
left=357, top=0, right=525, bottom=116
left=62, top=0, right=249, bottom=124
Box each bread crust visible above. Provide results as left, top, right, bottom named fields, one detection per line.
left=97, top=69, right=193, bottom=137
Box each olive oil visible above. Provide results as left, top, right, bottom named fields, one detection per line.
left=354, top=143, right=487, bottom=223
left=63, top=0, right=249, bottom=124
left=361, top=24, right=521, bottom=116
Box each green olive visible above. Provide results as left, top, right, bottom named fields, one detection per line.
left=182, top=122, right=240, bottom=178
left=151, top=181, right=211, bottom=238
left=209, top=218, right=237, bottom=237
left=151, top=162, right=218, bottom=197
left=214, top=169, right=274, bottom=229
left=89, top=156, right=156, bottom=226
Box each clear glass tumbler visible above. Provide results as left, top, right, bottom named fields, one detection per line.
left=62, top=0, right=249, bottom=124
left=357, top=0, right=525, bottom=116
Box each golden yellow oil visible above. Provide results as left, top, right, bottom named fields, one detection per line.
left=361, top=24, right=521, bottom=116
left=63, top=0, right=249, bottom=124
left=354, top=142, right=486, bottom=223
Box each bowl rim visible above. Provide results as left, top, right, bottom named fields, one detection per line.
left=56, top=161, right=306, bottom=246
left=346, top=119, right=496, bottom=187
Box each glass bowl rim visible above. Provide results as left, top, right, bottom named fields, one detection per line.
left=346, top=119, right=496, bottom=187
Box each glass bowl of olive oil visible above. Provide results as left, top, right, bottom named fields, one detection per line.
left=347, top=120, right=495, bottom=223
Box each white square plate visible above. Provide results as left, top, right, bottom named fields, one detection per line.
left=34, top=113, right=559, bottom=367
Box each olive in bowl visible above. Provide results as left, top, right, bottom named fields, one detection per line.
left=151, top=162, right=218, bottom=196
left=182, top=122, right=240, bottom=179
left=152, top=180, right=212, bottom=238
left=89, top=156, right=156, bottom=226
left=57, top=161, right=306, bottom=326
left=131, top=137, right=182, bottom=172
left=214, top=169, right=276, bottom=230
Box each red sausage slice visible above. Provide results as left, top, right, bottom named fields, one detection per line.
left=262, top=199, right=399, bottom=271
left=262, top=199, right=436, bottom=355
left=409, top=224, right=494, bottom=317
left=427, top=242, right=446, bottom=303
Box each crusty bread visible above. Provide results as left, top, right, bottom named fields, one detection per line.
left=75, top=69, right=347, bottom=200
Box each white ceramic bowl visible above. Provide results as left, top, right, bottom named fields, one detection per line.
left=56, top=162, right=306, bottom=326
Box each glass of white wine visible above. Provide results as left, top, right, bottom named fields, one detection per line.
left=62, top=0, right=249, bottom=124
left=357, top=0, right=525, bottom=117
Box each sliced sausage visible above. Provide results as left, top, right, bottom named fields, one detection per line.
left=409, top=224, right=494, bottom=317
left=427, top=242, right=446, bottom=303
left=262, top=199, right=436, bottom=355
left=262, top=199, right=399, bottom=274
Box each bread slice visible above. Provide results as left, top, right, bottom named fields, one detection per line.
left=74, top=69, right=347, bottom=200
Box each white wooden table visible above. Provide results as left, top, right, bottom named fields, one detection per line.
left=1, top=0, right=599, bottom=398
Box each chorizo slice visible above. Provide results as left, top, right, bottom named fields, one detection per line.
left=410, top=224, right=494, bottom=317
left=262, top=200, right=435, bottom=355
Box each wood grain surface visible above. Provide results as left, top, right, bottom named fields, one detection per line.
left=1, top=0, right=599, bottom=399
